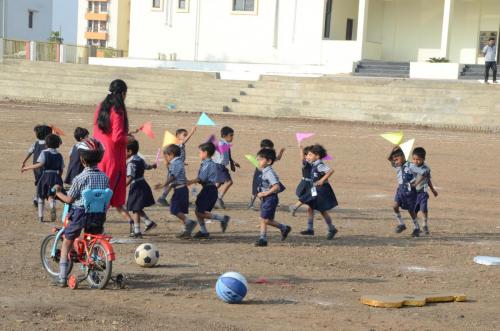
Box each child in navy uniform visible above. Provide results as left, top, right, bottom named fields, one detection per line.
left=290, top=145, right=313, bottom=217
left=255, top=148, right=291, bottom=247
left=305, top=144, right=338, bottom=240
left=52, top=138, right=109, bottom=287
left=22, top=134, right=64, bottom=223
left=410, top=147, right=438, bottom=235
left=64, top=127, right=89, bottom=186
left=188, top=142, right=231, bottom=239
left=126, top=139, right=158, bottom=238
left=21, top=124, right=52, bottom=207
left=157, top=144, right=197, bottom=239
left=157, top=127, right=197, bottom=206
left=213, top=126, right=240, bottom=209
left=388, top=146, right=420, bottom=237
left=248, top=139, right=285, bottom=210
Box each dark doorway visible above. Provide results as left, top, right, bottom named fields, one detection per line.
left=346, top=18, right=354, bottom=40
left=323, top=0, right=333, bottom=39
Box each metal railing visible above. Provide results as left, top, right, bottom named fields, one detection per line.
left=1, top=38, right=126, bottom=64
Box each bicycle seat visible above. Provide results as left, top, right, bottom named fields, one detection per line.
left=82, top=188, right=113, bottom=213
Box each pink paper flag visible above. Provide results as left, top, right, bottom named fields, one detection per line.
left=323, top=154, right=333, bottom=161
left=139, top=121, right=155, bottom=139
left=218, top=143, right=232, bottom=154
left=155, top=148, right=161, bottom=165
left=296, top=132, right=315, bottom=143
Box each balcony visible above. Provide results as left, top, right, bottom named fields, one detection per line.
left=85, top=31, right=107, bottom=41
left=85, top=12, right=108, bottom=21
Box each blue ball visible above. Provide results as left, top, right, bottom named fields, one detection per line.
left=216, top=272, right=248, bottom=304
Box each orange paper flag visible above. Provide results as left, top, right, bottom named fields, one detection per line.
left=49, top=125, right=65, bottom=136
left=139, top=121, right=155, bottom=139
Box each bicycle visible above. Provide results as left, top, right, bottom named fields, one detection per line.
left=40, top=188, right=124, bottom=290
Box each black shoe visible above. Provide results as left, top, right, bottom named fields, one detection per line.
left=132, top=232, right=143, bottom=239
left=176, top=231, right=192, bottom=239
left=33, top=200, right=38, bottom=208
left=220, top=216, right=230, bottom=233
left=281, top=225, right=292, bottom=241
left=411, top=228, right=420, bottom=238
left=394, top=224, right=407, bottom=233
left=193, top=231, right=210, bottom=239
left=39, top=217, right=44, bottom=223
left=254, top=238, right=268, bottom=247
left=300, top=229, right=315, bottom=236
left=144, top=222, right=157, bottom=233
left=326, top=227, right=338, bottom=240
left=52, top=277, right=67, bottom=288
left=157, top=197, right=169, bottom=207
left=423, top=225, right=430, bottom=235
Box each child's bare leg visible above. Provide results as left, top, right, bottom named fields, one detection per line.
left=259, top=218, right=268, bottom=240
left=264, top=218, right=291, bottom=240
left=393, top=202, right=404, bottom=226
left=320, top=211, right=336, bottom=232
left=218, top=180, right=233, bottom=199
left=408, top=210, right=420, bottom=230
left=139, top=210, right=154, bottom=227
left=115, top=206, right=132, bottom=222
left=422, top=211, right=429, bottom=227
left=176, top=212, right=197, bottom=234
left=131, top=212, right=141, bottom=235
left=196, top=211, right=230, bottom=233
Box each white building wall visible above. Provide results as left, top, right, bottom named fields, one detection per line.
left=3, top=0, right=53, bottom=41
left=329, top=0, right=358, bottom=40
left=76, top=0, right=87, bottom=46
left=52, top=0, right=78, bottom=44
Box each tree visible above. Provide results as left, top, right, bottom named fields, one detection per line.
left=48, top=31, right=64, bottom=44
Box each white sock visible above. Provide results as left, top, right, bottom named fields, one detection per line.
left=412, top=217, right=420, bottom=230
left=394, top=212, right=404, bottom=226
left=49, top=199, right=55, bottom=209
left=134, top=224, right=140, bottom=234
left=199, top=222, right=208, bottom=233
left=211, top=214, right=225, bottom=222
left=38, top=198, right=45, bottom=218
left=423, top=217, right=428, bottom=226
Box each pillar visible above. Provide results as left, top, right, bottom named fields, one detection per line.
left=0, top=38, right=3, bottom=64
left=440, top=0, right=454, bottom=59
left=59, top=44, right=65, bottom=63
left=356, top=0, right=369, bottom=61
left=30, top=41, right=36, bottom=61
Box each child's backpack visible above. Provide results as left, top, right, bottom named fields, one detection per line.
left=82, top=188, right=113, bottom=234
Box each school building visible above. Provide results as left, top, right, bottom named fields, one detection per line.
left=76, top=0, right=130, bottom=52
left=126, top=0, right=500, bottom=76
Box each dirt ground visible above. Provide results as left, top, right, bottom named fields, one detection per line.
left=0, top=100, right=499, bottom=331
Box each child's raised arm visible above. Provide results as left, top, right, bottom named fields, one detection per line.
left=276, top=148, right=286, bottom=161
left=298, top=143, right=305, bottom=161
left=184, top=126, right=197, bottom=145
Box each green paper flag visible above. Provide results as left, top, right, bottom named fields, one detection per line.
left=245, top=154, right=259, bottom=168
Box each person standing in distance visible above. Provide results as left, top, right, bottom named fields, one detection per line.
left=483, top=37, right=497, bottom=84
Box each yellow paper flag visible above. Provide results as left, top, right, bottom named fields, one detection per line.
left=162, top=130, right=179, bottom=147
left=381, top=131, right=404, bottom=145
left=245, top=154, right=259, bottom=169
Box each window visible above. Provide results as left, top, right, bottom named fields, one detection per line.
left=28, top=11, right=34, bottom=29
left=100, top=3, right=108, bottom=12
left=152, top=0, right=162, bottom=9
left=323, top=0, right=332, bottom=39
left=88, top=1, right=93, bottom=12
left=346, top=18, right=354, bottom=41
left=99, top=21, right=107, bottom=32
left=177, top=0, right=189, bottom=12
left=99, top=40, right=106, bottom=48
left=232, top=0, right=257, bottom=14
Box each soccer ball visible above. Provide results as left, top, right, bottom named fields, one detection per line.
left=216, top=272, right=248, bottom=304
left=134, top=243, right=159, bottom=268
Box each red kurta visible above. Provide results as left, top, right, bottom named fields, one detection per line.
left=93, top=105, right=128, bottom=207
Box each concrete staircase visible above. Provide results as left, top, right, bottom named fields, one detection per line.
left=353, top=60, right=410, bottom=78
left=460, top=64, right=486, bottom=80
left=0, top=60, right=499, bottom=129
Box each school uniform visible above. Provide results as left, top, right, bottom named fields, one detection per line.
left=251, top=168, right=262, bottom=196
left=195, top=158, right=219, bottom=213
left=258, top=166, right=285, bottom=220
left=36, top=149, right=64, bottom=200
left=213, top=139, right=232, bottom=184
left=126, top=155, right=155, bottom=212
left=393, top=161, right=417, bottom=211
left=64, top=144, right=84, bottom=185
left=410, top=163, right=432, bottom=213
left=65, top=167, right=110, bottom=240
left=295, top=160, right=314, bottom=203
left=179, top=143, right=186, bottom=162
left=308, top=160, right=338, bottom=212
left=169, top=156, right=189, bottom=215
left=28, top=140, right=47, bottom=186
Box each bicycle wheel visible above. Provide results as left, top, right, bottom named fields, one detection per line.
left=40, top=234, right=73, bottom=277
left=85, top=240, right=112, bottom=290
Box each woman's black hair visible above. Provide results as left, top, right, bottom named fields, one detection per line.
left=127, top=139, right=139, bottom=155
left=163, top=144, right=181, bottom=157
left=412, top=147, right=426, bottom=159
left=34, top=125, right=53, bottom=140
left=310, top=144, right=327, bottom=159
left=199, top=142, right=216, bottom=157
left=257, top=148, right=276, bottom=165
left=260, top=139, right=274, bottom=149
left=221, top=126, right=234, bottom=137
left=45, top=134, right=62, bottom=149
left=74, top=127, right=89, bottom=142
left=97, top=79, right=129, bottom=134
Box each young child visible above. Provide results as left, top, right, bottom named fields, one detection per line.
left=290, top=145, right=314, bottom=217
left=64, top=127, right=89, bottom=186
left=126, top=139, right=158, bottom=238
left=21, top=124, right=53, bottom=207
left=410, top=147, right=438, bottom=235
left=157, top=127, right=197, bottom=206
left=22, top=134, right=64, bottom=223
left=52, top=138, right=110, bottom=287
left=248, top=139, right=285, bottom=210
left=187, top=142, right=231, bottom=239
left=388, top=146, right=420, bottom=237
left=156, top=144, right=197, bottom=238
left=255, top=148, right=291, bottom=247
left=304, top=144, right=338, bottom=240
left=213, top=126, right=240, bottom=209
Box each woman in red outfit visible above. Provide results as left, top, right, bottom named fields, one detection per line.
left=93, top=79, right=133, bottom=227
